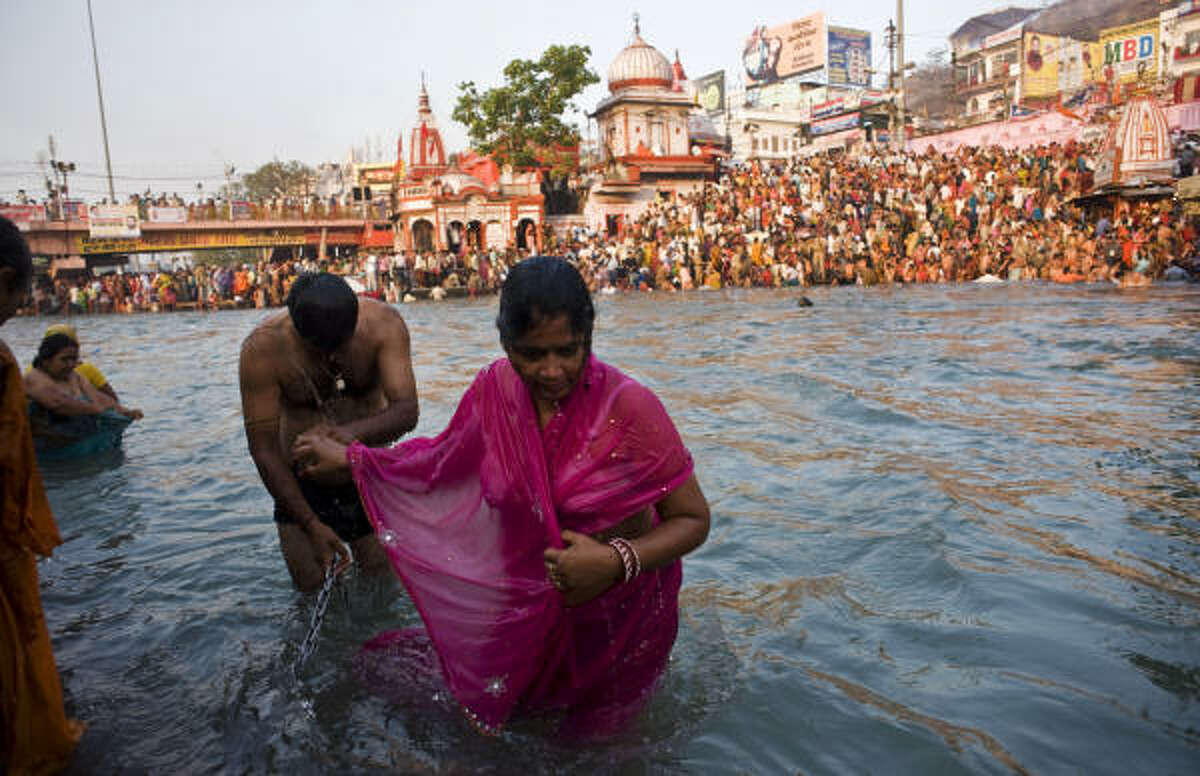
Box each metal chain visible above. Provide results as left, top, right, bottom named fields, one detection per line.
left=292, top=563, right=338, bottom=683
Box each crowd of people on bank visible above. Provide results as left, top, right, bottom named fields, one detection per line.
left=15, top=140, right=1200, bottom=316
left=554, top=139, right=1200, bottom=290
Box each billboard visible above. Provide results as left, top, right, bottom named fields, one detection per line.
left=743, top=12, right=827, bottom=86
left=828, top=26, right=871, bottom=87
left=0, top=204, right=48, bottom=231
left=87, top=204, right=140, bottom=239
left=1022, top=32, right=1061, bottom=98
left=1099, top=19, right=1158, bottom=86
left=1058, top=39, right=1103, bottom=93
left=745, top=75, right=807, bottom=110
left=147, top=206, right=188, bottom=224
left=810, top=112, right=860, bottom=136
left=1023, top=33, right=1104, bottom=99
left=694, top=70, right=726, bottom=116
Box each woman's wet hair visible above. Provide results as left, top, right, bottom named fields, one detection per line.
left=286, top=272, right=358, bottom=352
left=496, top=256, right=594, bottom=349
left=33, top=333, right=77, bottom=370
left=0, top=215, right=33, bottom=291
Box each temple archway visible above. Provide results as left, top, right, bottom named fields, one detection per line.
left=446, top=220, right=464, bottom=254
left=466, top=220, right=483, bottom=251
left=516, top=218, right=537, bottom=251
left=412, top=219, right=434, bottom=252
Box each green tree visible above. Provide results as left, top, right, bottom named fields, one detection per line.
left=241, top=159, right=316, bottom=201
left=453, top=44, right=599, bottom=174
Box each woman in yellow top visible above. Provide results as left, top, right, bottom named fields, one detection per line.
left=24, top=334, right=141, bottom=422
left=35, top=324, right=119, bottom=402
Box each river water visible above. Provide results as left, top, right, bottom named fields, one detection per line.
left=6, top=282, right=1200, bottom=774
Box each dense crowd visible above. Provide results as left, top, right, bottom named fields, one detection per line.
left=16, top=140, right=1200, bottom=315
left=557, top=139, right=1200, bottom=290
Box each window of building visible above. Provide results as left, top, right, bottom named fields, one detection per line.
left=650, top=122, right=665, bottom=155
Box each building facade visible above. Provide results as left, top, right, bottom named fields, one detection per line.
left=584, top=24, right=719, bottom=235
left=392, top=84, right=544, bottom=253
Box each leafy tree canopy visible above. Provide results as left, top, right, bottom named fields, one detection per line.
left=241, top=159, right=316, bottom=201
left=453, top=44, right=599, bottom=174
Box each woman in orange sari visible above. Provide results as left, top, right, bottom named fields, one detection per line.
left=0, top=215, right=84, bottom=774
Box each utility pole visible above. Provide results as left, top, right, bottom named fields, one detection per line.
left=87, top=0, right=116, bottom=202
left=886, top=19, right=897, bottom=147
left=897, top=0, right=906, bottom=150
left=46, top=135, right=76, bottom=222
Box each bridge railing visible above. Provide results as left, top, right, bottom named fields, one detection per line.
left=20, top=199, right=393, bottom=226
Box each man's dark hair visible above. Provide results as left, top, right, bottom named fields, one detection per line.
left=286, top=272, right=359, bottom=352
left=33, top=333, right=76, bottom=369
left=0, top=215, right=33, bottom=291
left=496, top=256, right=594, bottom=349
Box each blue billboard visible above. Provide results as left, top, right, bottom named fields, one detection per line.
left=828, top=26, right=871, bottom=87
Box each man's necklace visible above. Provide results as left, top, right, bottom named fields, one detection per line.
left=324, top=356, right=348, bottom=394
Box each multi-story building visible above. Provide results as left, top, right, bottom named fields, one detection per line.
left=950, top=7, right=1039, bottom=124
left=583, top=23, right=720, bottom=235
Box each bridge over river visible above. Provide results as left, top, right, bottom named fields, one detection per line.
left=22, top=216, right=392, bottom=265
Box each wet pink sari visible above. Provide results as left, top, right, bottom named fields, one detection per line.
left=348, top=355, right=693, bottom=735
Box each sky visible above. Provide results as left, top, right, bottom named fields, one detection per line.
left=2, top=0, right=1019, bottom=202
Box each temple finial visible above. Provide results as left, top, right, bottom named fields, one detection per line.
left=633, top=12, right=640, bottom=37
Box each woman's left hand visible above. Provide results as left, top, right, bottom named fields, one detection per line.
left=292, top=428, right=351, bottom=480
left=543, top=529, right=623, bottom=607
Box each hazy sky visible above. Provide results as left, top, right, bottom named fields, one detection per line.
left=2, top=0, right=1011, bottom=201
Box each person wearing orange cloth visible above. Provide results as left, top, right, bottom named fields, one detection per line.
left=0, top=215, right=85, bottom=773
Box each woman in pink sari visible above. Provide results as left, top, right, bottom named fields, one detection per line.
left=294, top=256, right=709, bottom=738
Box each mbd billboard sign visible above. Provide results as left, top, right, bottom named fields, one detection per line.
left=1100, top=19, right=1157, bottom=85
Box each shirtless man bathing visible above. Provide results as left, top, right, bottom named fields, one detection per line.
left=239, top=272, right=418, bottom=590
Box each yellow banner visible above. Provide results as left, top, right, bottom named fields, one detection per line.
left=1099, top=18, right=1158, bottom=86
left=1022, top=32, right=1062, bottom=98
left=79, top=231, right=307, bottom=254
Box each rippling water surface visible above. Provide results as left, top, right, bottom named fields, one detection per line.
left=6, top=282, right=1200, bottom=774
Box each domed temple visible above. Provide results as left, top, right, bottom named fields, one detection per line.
left=391, top=82, right=545, bottom=254
left=584, top=21, right=722, bottom=236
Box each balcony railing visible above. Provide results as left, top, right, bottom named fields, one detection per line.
left=954, top=72, right=1015, bottom=95
left=29, top=200, right=393, bottom=226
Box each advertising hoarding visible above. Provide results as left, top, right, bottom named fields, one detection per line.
left=1057, top=39, right=1103, bottom=93
left=811, top=112, right=860, bottom=136
left=743, top=12, right=827, bottom=86
left=1022, top=32, right=1062, bottom=98
left=1023, top=33, right=1105, bottom=98
left=1099, top=19, right=1158, bottom=86
left=827, top=26, right=871, bottom=87
left=694, top=70, right=727, bottom=116
left=87, top=204, right=140, bottom=239
left=745, top=75, right=806, bottom=110
left=147, top=206, right=188, bottom=224
left=0, top=204, right=48, bottom=231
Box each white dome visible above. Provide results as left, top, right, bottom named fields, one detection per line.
left=607, top=33, right=674, bottom=93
